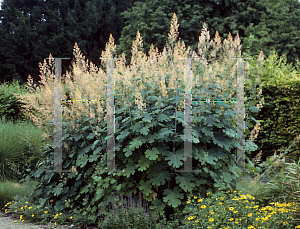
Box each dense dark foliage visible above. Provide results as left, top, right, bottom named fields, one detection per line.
left=0, top=0, right=145, bottom=87
left=2, top=0, right=300, bottom=90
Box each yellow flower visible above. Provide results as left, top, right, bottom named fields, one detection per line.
left=31, top=214, right=34, bottom=217
left=44, top=211, right=48, bottom=214
left=28, top=207, right=32, bottom=209
left=70, top=216, right=73, bottom=220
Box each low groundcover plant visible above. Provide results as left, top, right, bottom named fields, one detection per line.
left=182, top=188, right=300, bottom=229
left=2, top=194, right=79, bottom=227
left=2, top=186, right=300, bottom=228
left=1, top=191, right=178, bottom=228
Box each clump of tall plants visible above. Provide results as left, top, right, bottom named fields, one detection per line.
left=9, top=12, right=274, bottom=228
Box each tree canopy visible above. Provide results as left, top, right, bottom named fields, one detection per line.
left=0, top=0, right=144, bottom=88
left=242, top=0, right=300, bottom=68
left=0, top=0, right=299, bottom=89
left=115, top=0, right=271, bottom=67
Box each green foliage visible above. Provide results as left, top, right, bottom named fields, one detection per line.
left=254, top=158, right=300, bottom=226
left=115, top=0, right=270, bottom=67
left=0, top=115, right=53, bottom=184
left=249, top=88, right=300, bottom=163
left=0, top=179, right=40, bottom=211
left=0, top=0, right=142, bottom=87
left=22, top=72, right=261, bottom=228
left=182, top=188, right=297, bottom=228
left=2, top=0, right=300, bottom=95
left=0, top=119, right=27, bottom=182
left=0, top=79, right=32, bottom=124
left=23, top=93, right=238, bottom=226
left=244, top=50, right=300, bottom=163
left=17, top=13, right=265, bottom=228
left=243, top=0, right=300, bottom=69
left=0, top=79, right=55, bottom=183
left=96, top=192, right=162, bottom=229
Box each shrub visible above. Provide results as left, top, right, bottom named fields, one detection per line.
left=245, top=50, right=300, bottom=163
left=15, top=13, right=266, bottom=227
left=0, top=79, right=32, bottom=124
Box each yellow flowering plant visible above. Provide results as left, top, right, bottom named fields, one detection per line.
left=182, top=188, right=299, bottom=228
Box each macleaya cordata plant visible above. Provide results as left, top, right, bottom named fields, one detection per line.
left=8, top=12, right=288, bottom=228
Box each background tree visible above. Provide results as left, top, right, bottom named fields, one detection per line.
left=242, top=0, right=300, bottom=69
left=1, top=0, right=299, bottom=89
left=114, top=0, right=271, bottom=67
left=0, top=0, right=144, bottom=88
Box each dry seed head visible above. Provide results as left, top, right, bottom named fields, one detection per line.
left=89, top=109, right=96, bottom=120
left=134, top=88, right=146, bottom=112
left=214, top=31, right=222, bottom=46
left=250, top=173, right=260, bottom=187
left=159, top=71, right=167, bottom=99
left=18, top=13, right=252, bottom=150
left=101, top=33, right=117, bottom=59
left=252, top=151, right=262, bottom=165
left=130, top=31, right=147, bottom=67
left=257, top=50, right=265, bottom=66
left=147, top=43, right=159, bottom=66
left=210, top=32, right=223, bottom=60
left=249, top=122, right=261, bottom=142
left=73, top=43, right=89, bottom=73
left=167, top=13, right=179, bottom=49
left=198, top=22, right=210, bottom=56
left=260, top=151, right=287, bottom=179
left=168, top=68, right=177, bottom=91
